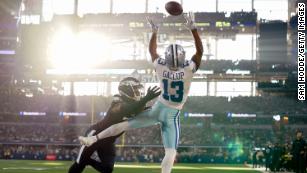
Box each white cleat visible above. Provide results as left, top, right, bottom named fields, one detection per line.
left=78, top=136, right=97, bottom=146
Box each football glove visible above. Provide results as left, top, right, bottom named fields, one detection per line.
left=184, top=12, right=197, bottom=30
left=143, top=86, right=161, bottom=102
left=147, top=17, right=159, bottom=33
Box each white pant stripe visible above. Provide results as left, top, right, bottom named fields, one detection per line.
left=76, top=130, right=96, bottom=164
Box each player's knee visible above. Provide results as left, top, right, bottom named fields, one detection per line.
left=102, top=164, right=114, bottom=173
left=68, top=162, right=85, bottom=173
left=162, top=148, right=177, bottom=166
left=165, top=148, right=177, bottom=158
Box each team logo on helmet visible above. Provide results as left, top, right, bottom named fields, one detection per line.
left=165, top=44, right=185, bottom=71
left=118, top=77, right=143, bottom=101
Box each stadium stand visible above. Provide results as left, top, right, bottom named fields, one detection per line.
left=0, top=94, right=306, bottom=164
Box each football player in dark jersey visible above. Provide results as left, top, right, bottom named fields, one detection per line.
left=291, top=130, right=307, bottom=173
left=68, top=77, right=160, bottom=173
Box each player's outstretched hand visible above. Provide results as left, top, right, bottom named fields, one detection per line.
left=146, top=17, right=159, bottom=33
left=144, top=86, right=161, bottom=101
left=184, top=12, right=197, bottom=30
left=78, top=136, right=97, bottom=147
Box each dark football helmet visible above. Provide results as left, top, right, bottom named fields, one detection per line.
left=118, top=77, right=144, bottom=101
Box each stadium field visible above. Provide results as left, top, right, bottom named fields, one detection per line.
left=0, top=160, right=261, bottom=173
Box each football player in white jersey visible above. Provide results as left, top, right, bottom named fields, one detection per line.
left=79, top=12, right=203, bottom=173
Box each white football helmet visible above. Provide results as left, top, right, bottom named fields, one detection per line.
left=165, top=44, right=185, bottom=71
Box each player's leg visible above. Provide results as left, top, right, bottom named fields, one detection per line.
left=69, top=145, right=94, bottom=173
left=127, top=104, right=161, bottom=129
left=95, top=107, right=159, bottom=140
left=96, top=142, right=117, bottom=173
left=87, top=158, right=106, bottom=173
left=160, top=108, right=180, bottom=173
left=161, top=148, right=177, bottom=173
left=68, top=161, right=86, bottom=173
left=72, top=142, right=113, bottom=173
left=79, top=121, right=130, bottom=146
left=69, top=130, right=102, bottom=173
left=79, top=103, right=161, bottom=146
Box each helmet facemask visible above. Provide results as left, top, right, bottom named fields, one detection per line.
left=165, top=44, right=185, bottom=71
left=118, top=77, right=144, bottom=101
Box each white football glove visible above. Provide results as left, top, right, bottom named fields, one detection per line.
left=184, top=12, right=197, bottom=30
left=78, top=136, right=97, bottom=147
left=146, top=17, right=159, bottom=33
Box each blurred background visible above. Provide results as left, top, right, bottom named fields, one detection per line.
left=0, top=0, right=306, bottom=171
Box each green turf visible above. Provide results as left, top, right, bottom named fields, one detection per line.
left=0, top=160, right=261, bottom=173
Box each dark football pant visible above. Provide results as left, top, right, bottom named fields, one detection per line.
left=68, top=159, right=107, bottom=173
left=68, top=141, right=116, bottom=173
left=68, top=130, right=116, bottom=173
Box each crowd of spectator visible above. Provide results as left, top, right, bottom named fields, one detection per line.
left=0, top=93, right=306, bottom=164
left=0, top=124, right=84, bottom=144
left=0, top=93, right=306, bottom=116
left=185, top=96, right=307, bottom=115
left=0, top=145, right=250, bottom=164
left=0, top=119, right=302, bottom=165
left=0, top=119, right=305, bottom=148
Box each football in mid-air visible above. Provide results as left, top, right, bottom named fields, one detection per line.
left=165, top=1, right=183, bottom=16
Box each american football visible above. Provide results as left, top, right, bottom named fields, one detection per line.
left=165, top=1, right=183, bottom=16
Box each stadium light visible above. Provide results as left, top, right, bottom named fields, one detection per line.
left=273, top=115, right=281, bottom=121
left=49, top=27, right=77, bottom=69
left=77, top=31, right=111, bottom=66
left=48, top=28, right=110, bottom=73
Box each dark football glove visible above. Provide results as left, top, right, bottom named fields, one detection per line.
left=144, top=86, right=161, bottom=102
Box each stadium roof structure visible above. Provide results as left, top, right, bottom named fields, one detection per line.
left=55, top=12, right=257, bottom=35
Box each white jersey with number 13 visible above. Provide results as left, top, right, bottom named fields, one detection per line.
left=154, top=57, right=197, bottom=110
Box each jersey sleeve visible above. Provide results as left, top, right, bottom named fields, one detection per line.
left=153, top=57, right=160, bottom=68
left=153, top=57, right=166, bottom=69
left=184, top=60, right=197, bottom=73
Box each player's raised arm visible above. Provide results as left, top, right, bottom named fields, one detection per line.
left=79, top=86, right=161, bottom=146
left=147, top=18, right=159, bottom=62
left=185, top=12, right=203, bottom=70
left=114, top=86, right=161, bottom=116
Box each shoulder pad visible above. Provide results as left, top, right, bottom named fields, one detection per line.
left=112, top=95, right=123, bottom=104
left=157, top=58, right=166, bottom=65
left=183, top=60, right=190, bottom=67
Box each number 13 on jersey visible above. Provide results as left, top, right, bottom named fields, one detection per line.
left=162, top=79, right=184, bottom=103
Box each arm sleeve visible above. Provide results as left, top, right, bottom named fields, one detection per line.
left=119, top=101, right=146, bottom=117
left=110, top=98, right=150, bottom=118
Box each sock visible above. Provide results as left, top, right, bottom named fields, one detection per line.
left=161, top=148, right=177, bottom=173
